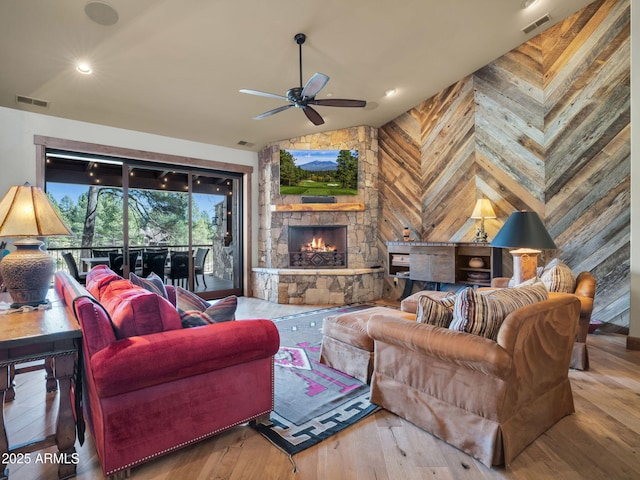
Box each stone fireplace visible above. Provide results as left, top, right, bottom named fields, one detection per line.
left=252, top=126, right=384, bottom=305
left=288, top=225, right=347, bottom=268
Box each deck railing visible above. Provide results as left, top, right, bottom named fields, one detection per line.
left=48, top=245, right=214, bottom=277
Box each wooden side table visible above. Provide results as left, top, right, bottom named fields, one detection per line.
left=0, top=289, right=82, bottom=480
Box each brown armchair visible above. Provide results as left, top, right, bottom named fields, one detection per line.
left=492, top=271, right=596, bottom=370
left=368, top=295, right=580, bottom=466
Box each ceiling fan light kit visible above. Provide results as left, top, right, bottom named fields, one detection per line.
left=240, top=33, right=367, bottom=126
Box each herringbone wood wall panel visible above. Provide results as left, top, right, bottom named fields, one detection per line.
left=379, top=0, right=630, bottom=329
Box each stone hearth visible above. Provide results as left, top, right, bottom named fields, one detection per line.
left=252, top=267, right=383, bottom=305
left=252, top=126, right=382, bottom=305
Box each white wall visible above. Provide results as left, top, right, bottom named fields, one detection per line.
left=0, top=106, right=260, bottom=266
left=630, top=0, right=639, bottom=340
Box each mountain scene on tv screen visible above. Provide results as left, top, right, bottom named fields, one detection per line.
left=279, top=149, right=358, bottom=196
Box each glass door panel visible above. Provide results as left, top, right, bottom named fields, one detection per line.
left=45, top=154, right=125, bottom=275
left=45, top=150, right=244, bottom=299
left=191, top=174, right=242, bottom=298
left=126, top=165, right=190, bottom=286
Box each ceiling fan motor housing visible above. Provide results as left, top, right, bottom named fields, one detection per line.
left=287, top=87, right=304, bottom=106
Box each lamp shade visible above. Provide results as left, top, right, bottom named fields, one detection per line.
left=470, top=199, right=496, bottom=219
left=490, top=210, right=557, bottom=250
left=0, top=184, right=72, bottom=237
left=0, top=184, right=72, bottom=307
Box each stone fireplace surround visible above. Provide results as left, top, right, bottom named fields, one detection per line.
left=252, top=126, right=383, bottom=305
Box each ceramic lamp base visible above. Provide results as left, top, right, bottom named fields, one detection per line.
left=510, top=248, right=540, bottom=285
left=0, top=239, right=55, bottom=307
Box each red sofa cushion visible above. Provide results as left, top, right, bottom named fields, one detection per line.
left=86, top=264, right=122, bottom=299
left=100, top=280, right=182, bottom=339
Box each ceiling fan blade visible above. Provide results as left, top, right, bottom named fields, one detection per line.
left=303, top=106, right=324, bottom=125
left=253, top=104, right=293, bottom=120
left=301, top=73, right=330, bottom=99
left=239, top=89, right=288, bottom=102
left=309, top=98, right=367, bottom=108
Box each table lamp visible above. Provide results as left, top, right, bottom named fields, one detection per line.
left=0, top=183, right=72, bottom=307
left=470, top=198, right=496, bottom=243
left=490, top=210, right=557, bottom=284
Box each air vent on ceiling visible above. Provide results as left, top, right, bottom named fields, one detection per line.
left=522, top=13, right=551, bottom=34
left=237, top=140, right=255, bottom=147
left=16, top=94, right=49, bottom=108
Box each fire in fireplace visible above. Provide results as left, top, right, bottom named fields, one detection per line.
left=301, top=236, right=336, bottom=252
left=288, top=226, right=347, bottom=268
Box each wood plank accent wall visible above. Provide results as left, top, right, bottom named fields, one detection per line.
left=378, top=0, right=630, bottom=330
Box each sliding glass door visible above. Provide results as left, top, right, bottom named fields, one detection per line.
left=45, top=151, right=243, bottom=299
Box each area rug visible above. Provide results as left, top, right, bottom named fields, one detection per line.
left=252, top=304, right=379, bottom=456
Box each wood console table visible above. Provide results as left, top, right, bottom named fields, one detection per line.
left=0, top=289, right=81, bottom=480
left=386, top=242, right=503, bottom=297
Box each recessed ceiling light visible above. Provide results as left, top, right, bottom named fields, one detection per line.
left=521, top=0, right=539, bottom=9
left=385, top=88, right=397, bottom=97
left=76, top=63, right=92, bottom=74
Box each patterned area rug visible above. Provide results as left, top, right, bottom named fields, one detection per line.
left=252, top=304, right=378, bottom=456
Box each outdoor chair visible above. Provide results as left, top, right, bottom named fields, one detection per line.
left=145, top=247, right=169, bottom=254
left=142, top=250, right=169, bottom=278
left=93, top=248, right=118, bottom=258
left=62, top=251, right=87, bottom=285
left=166, top=251, right=190, bottom=287
left=129, top=249, right=143, bottom=273
left=108, top=251, right=139, bottom=277
left=194, top=247, right=209, bottom=286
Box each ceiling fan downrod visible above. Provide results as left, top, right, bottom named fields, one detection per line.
left=295, top=33, right=306, bottom=89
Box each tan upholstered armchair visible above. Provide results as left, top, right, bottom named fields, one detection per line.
left=492, top=271, right=596, bottom=370
left=368, top=294, right=581, bottom=467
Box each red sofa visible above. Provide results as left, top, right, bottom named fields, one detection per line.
left=55, top=266, right=279, bottom=478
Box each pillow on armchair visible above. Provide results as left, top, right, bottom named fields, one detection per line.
left=416, top=293, right=456, bottom=327
left=540, top=258, right=576, bottom=293
left=449, top=282, right=549, bottom=340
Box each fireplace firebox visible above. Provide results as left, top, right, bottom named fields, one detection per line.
left=288, top=226, right=347, bottom=268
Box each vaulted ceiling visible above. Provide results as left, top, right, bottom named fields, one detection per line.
left=0, top=0, right=595, bottom=152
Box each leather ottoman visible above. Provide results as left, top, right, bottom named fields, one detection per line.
left=319, top=306, right=415, bottom=383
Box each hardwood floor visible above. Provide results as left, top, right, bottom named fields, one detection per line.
left=5, top=297, right=640, bottom=480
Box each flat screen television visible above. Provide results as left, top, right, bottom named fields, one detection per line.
left=279, top=149, right=359, bottom=196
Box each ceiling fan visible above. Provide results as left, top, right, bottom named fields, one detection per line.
left=239, top=33, right=367, bottom=126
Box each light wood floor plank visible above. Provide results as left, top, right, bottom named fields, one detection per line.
left=5, top=297, right=640, bottom=479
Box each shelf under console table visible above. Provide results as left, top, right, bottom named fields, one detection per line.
left=386, top=241, right=503, bottom=297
